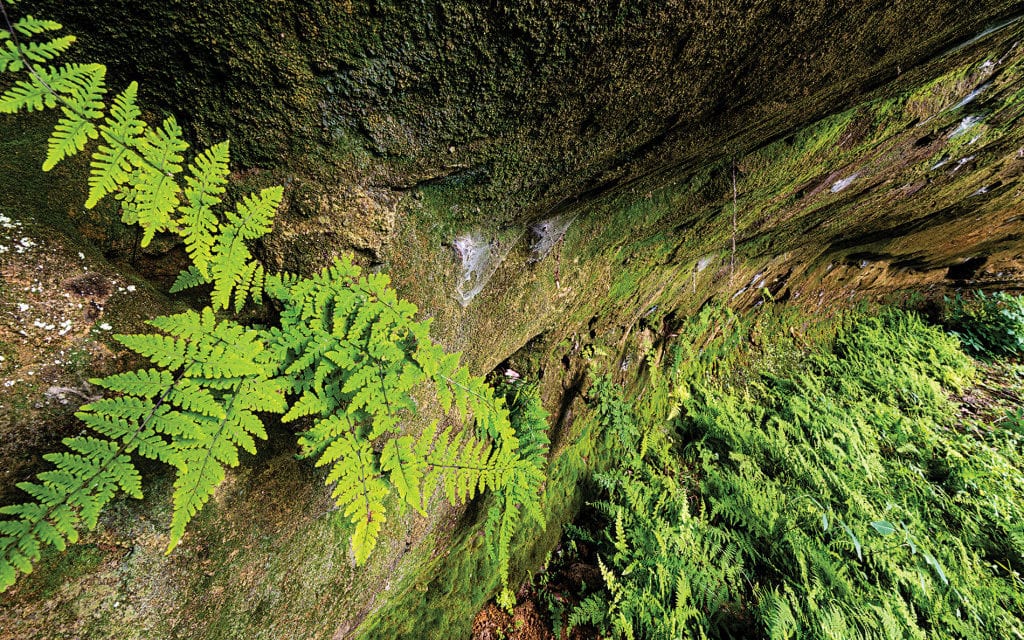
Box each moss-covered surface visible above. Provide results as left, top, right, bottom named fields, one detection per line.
left=2, top=3, right=1024, bottom=639
left=30, top=0, right=1024, bottom=226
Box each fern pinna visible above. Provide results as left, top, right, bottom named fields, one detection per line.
left=0, top=6, right=547, bottom=597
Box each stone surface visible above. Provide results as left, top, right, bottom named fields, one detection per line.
left=1, top=2, right=1024, bottom=639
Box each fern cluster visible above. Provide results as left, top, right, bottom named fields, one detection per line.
left=0, top=11, right=278, bottom=312
left=565, top=305, right=1024, bottom=639
left=0, top=8, right=546, bottom=595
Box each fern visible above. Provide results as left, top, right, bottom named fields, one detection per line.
left=207, top=186, right=280, bottom=311
left=0, top=6, right=547, bottom=602
left=42, top=62, right=105, bottom=170
left=0, top=436, right=141, bottom=590
left=0, top=22, right=73, bottom=73
left=269, top=256, right=534, bottom=563
left=180, top=141, right=230, bottom=277
left=485, top=381, right=550, bottom=609
left=87, top=82, right=144, bottom=207
left=0, top=61, right=101, bottom=112
left=121, top=116, right=189, bottom=245
left=566, top=306, right=1024, bottom=639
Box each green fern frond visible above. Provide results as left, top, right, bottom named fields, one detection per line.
left=202, top=186, right=280, bottom=310
left=0, top=62, right=97, bottom=112
left=180, top=141, right=230, bottom=276
left=124, top=116, right=187, bottom=245
left=380, top=436, right=427, bottom=515
left=0, top=17, right=65, bottom=72
left=306, top=419, right=389, bottom=564
left=0, top=432, right=143, bottom=591
left=68, top=308, right=281, bottom=555
left=43, top=64, right=106, bottom=170
left=168, top=393, right=267, bottom=551
left=169, top=265, right=209, bottom=293
left=10, top=15, right=63, bottom=36
left=0, top=33, right=74, bottom=73
left=484, top=381, right=550, bottom=604
left=86, top=82, right=144, bottom=208
left=424, top=425, right=512, bottom=504
left=226, top=186, right=282, bottom=241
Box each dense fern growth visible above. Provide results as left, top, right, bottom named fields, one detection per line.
left=565, top=305, right=1024, bottom=639
left=0, top=7, right=547, bottom=596
left=568, top=366, right=746, bottom=639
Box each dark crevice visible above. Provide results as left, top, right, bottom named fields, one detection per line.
left=946, top=255, right=988, bottom=280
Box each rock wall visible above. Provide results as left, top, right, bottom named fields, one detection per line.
left=1, top=2, right=1023, bottom=638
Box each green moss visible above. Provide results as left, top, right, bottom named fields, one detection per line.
left=3, top=4, right=1024, bottom=639
left=17, top=545, right=107, bottom=601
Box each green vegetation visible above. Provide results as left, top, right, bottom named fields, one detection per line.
left=0, top=8, right=545, bottom=598
left=942, top=290, right=1024, bottom=358
left=486, top=380, right=551, bottom=610
left=559, top=304, right=1024, bottom=639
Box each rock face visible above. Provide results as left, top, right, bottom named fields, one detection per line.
left=2, top=2, right=1024, bottom=639
left=31, top=1, right=1024, bottom=220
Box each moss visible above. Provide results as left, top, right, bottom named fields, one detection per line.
left=15, top=544, right=107, bottom=602
left=4, top=4, right=1024, bottom=639
left=29, top=0, right=1021, bottom=229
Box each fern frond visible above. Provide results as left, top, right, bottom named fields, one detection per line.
left=86, top=82, right=144, bottom=208
left=226, top=186, right=282, bottom=241
left=0, top=34, right=74, bottom=73
left=424, top=425, right=512, bottom=504
left=0, top=432, right=143, bottom=591
left=168, top=393, right=266, bottom=551
left=74, top=307, right=281, bottom=554
left=124, top=116, right=187, bottom=246
left=169, top=265, right=209, bottom=293
left=11, top=15, right=63, bottom=37
left=483, top=381, right=550, bottom=600
left=308, top=420, right=389, bottom=564
left=38, top=64, right=106, bottom=171
left=0, top=62, right=97, bottom=112
left=569, top=593, right=611, bottom=633
left=179, top=141, right=229, bottom=276
left=380, top=436, right=427, bottom=515
left=196, top=186, right=281, bottom=310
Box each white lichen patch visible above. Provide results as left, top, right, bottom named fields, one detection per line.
left=830, top=172, right=861, bottom=193
left=452, top=231, right=494, bottom=306
left=528, top=214, right=575, bottom=262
